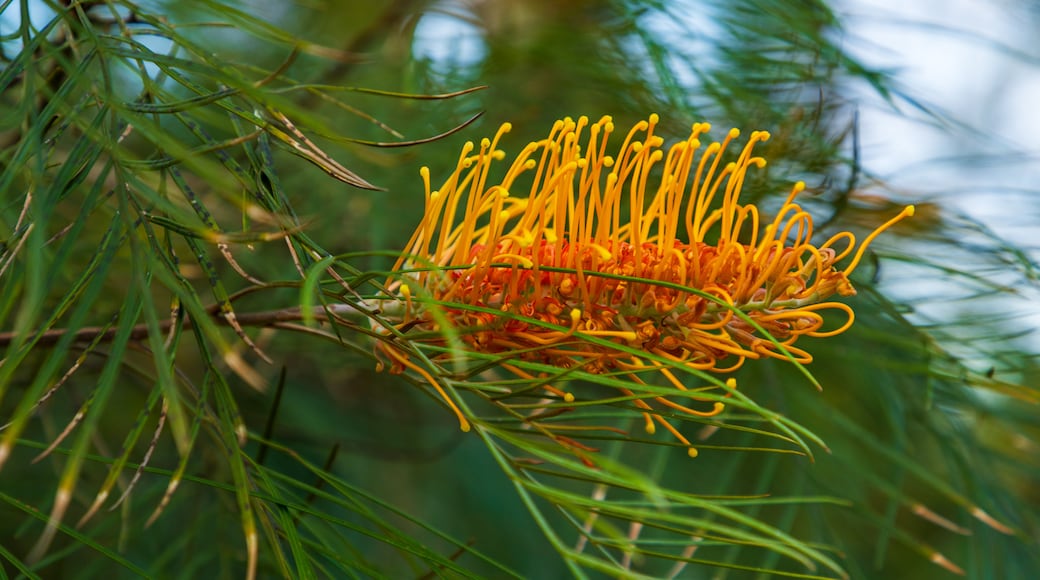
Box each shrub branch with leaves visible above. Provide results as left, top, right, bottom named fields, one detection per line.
left=0, top=1, right=1036, bottom=579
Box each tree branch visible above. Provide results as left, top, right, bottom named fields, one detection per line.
left=0, top=303, right=369, bottom=348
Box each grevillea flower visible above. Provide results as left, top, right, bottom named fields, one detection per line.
left=377, top=114, right=913, bottom=454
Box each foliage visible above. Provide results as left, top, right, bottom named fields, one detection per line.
left=0, top=0, right=1037, bottom=578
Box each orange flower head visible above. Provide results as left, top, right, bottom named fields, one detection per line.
left=378, top=114, right=913, bottom=451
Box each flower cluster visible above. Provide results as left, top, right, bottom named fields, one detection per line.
left=377, top=115, right=913, bottom=453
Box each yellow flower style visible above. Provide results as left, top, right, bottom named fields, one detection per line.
left=379, top=114, right=913, bottom=453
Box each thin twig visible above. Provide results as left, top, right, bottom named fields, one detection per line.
left=0, top=303, right=368, bottom=348
left=255, top=367, right=287, bottom=466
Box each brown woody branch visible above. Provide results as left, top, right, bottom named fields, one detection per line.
left=0, top=303, right=369, bottom=348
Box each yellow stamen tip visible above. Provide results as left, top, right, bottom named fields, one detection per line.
left=593, top=245, right=612, bottom=260
left=728, top=128, right=740, bottom=139
left=645, top=423, right=656, bottom=435
left=687, top=447, right=699, bottom=458
left=459, top=419, right=471, bottom=432
left=649, top=113, right=659, bottom=124
left=420, top=166, right=429, bottom=178
left=501, top=122, right=513, bottom=133
left=905, top=205, right=916, bottom=216
left=401, top=284, right=411, bottom=299
left=725, top=378, right=737, bottom=389
left=563, top=393, right=575, bottom=403
left=569, top=309, right=581, bottom=323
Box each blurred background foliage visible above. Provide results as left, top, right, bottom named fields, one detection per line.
left=0, top=0, right=1037, bottom=578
